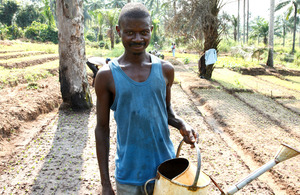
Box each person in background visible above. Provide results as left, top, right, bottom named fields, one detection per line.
left=86, top=57, right=111, bottom=87
left=154, top=42, right=160, bottom=51
left=171, top=43, right=175, bottom=57
left=94, top=3, right=198, bottom=195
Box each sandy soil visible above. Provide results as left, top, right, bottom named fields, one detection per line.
left=0, top=59, right=299, bottom=194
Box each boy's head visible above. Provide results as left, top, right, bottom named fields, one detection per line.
left=117, top=3, right=153, bottom=55
left=118, top=3, right=151, bottom=27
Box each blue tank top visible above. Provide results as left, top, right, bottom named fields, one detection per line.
left=109, top=55, right=175, bottom=186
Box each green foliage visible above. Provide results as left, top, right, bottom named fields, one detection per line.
left=7, top=24, right=23, bottom=40
left=183, top=57, right=190, bottom=64
left=0, top=0, right=19, bottom=26
left=218, top=39, right=238, bottom=53
left=215, top=57, right=261, bottom=69
left=40, top=26, right=58, bottom=44
left=41, top=0, right=55, bottom=27
left=27, top=82, right=39, bottom=90
left=151, top=18, right=160, bottom=44
left=16, top=4, right=43, bottom=29
left=25, top=21, right=47, bottom=40
left=85, top=30, right=96, bottom=42
left=0, top=23, right=8, bottom=40
left=25, top=22, right=58, bottom=43
left=250, top=17, right=269, bottom=45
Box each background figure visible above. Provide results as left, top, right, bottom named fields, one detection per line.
left=154, top=42, right=160, bottom=51
left=171, top=43, right=175, bottom=57
left=86, top=57, right=111, bottom=87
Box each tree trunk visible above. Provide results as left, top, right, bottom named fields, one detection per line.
left=110, top=27, right=115, bottom=49
left=283, top=20, right=285, bottom=46
left=56, top=0, right=92, bottom=110
left=246, top=0, right=249, bottom=43
left=243, top=0, right=245, bottom=44
left=237, top=0, right=240, bottom=42
left=173, top=0, right=176, bottom=15
left=292, top=2, right=297, bottom=54
left=234, top=27, right=237, bottom=41
left=201, top=0, right=221, bottom=80
left=267, top=0, right=274, bottom=67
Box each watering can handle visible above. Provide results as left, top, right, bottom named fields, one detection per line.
left=144, top=178, right=156, bottom=195
left=176, top=139, right=201, bottom=191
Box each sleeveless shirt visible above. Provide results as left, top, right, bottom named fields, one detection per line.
left=109, top=55, right=175, bottom=186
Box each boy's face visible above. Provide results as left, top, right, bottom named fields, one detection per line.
left=116, top=16, right=153, bottom=55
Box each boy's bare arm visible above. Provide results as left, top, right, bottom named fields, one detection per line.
left=94, top=68, right=115, bottom=195
left=162, top=61, right=198, bottom=145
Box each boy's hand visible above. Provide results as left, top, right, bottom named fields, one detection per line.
left=179, top=124, right=199, bottom=148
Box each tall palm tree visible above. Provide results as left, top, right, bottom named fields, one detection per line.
left=237, top=0, right=240, bottom=42
left=106, top=0, right=126, bottom=8
left=251, top=17, right=269, bottom=45
left=243, top=0, right=246, bottom=44
left=231, top=15, right=238, bottom=41
left=42, top=0, right=55, bottom=27
left=267, top=0, right=275, bottom=67
left=97, top=9, right=119, bottom=49
left=275, top=0, right=300, bottom=53
left=246, top=0, right=249, bottom=43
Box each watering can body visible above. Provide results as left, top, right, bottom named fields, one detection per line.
left=145, top=140, right=211, bottom=195
left=151, top=158, right=211, bottom=195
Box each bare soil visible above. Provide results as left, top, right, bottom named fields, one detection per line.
left=0, top=58, right=299, bottom=195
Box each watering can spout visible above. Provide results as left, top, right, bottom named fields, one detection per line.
left=225, top=143, right=299, bottom=195
left=274, top=143, right=299, bottom=163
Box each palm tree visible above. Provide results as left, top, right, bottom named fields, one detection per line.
left=267, top=0, right=275, bottom=67
left=251, top=17, right=269, bottom=45
left=275, top=0, right=300, bottom=53
left=106, top=0, right=126, bottom=8
left=230, top=15, right=238, bottom=41
left=56, top=0, right=92, bottom=110
left=243, top=0, right=246, bottom=44
left=41, top=0, right=55, bottom=27
left=97, top=9, right=119, bottom=49
left=246, top=0, right=249, bottom=43
left=237, top=0, right=240, bottom=42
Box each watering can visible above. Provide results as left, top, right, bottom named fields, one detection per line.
left=145, top=140, right=299, bottom=195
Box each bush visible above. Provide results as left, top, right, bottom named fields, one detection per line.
left=25, top=21, right=58, bottom=43
left=7, top=24, right=23, bottom=39
left=25, top=21, right=47, bottom=40
left=40, top=27, right=58, bottom=44
left=0, top=1, right=19, bottom=26
left=0, top=23, right=8, bottom=40
left=183, top=57, right=190, bottom=64
left=16, top=4, right=43, bottom=29
left=85, top=30, right=96, bottom=42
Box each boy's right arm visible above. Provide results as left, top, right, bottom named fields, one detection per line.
left=94, top=67, right=115, bottom=195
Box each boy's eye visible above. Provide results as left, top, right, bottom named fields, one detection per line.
left=141, top=31, right=148, bottom=35
left=127, top=31, right=133, bottom=35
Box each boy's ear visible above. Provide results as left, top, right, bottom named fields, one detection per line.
left=151, top=25, right=154, bottom=32
left=116, top=26, right=121, bottom=36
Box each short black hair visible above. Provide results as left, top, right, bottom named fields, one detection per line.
left=118, top=3, right=151, bottom=26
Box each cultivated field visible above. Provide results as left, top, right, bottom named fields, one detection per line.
left=0, top=41, right=299, bottom=194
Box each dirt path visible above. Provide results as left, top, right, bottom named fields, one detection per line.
left=0, top=63, right=299, bottom=195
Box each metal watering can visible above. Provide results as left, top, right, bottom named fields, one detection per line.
left=145, top=140, right=300, bottom=195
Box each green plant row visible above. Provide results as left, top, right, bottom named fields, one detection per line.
left=212, top=68, right=300, bottom=99
left=0, top=54, right=58, bottom=64
left=0, top=60, right=59, bottom=89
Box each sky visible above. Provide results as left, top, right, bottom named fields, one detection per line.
left=221, top=0, right=272, bottom=20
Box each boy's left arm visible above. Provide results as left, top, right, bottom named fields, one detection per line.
left=162, top=61, right=199, bottom=146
